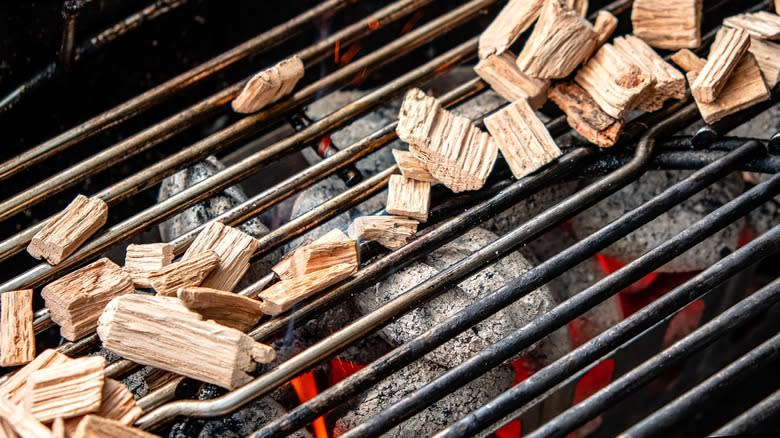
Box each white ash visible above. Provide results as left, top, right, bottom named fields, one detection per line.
left=333, top=357, right=514, bottom=437
left=482, top=181, right=579, bottom=236
left=571, top=170, right=745, bottom=273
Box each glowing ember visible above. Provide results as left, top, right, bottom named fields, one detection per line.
left=339, top=43, right=361, bottom=66
left=594, top=253, right=658, bottom=295
left=401, top=11, right=424, bottom=35
left=291, top=372, right=329, bottom=438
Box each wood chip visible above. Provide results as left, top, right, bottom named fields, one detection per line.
left=124, top=243, right=174, bottom=289
left=613, top=35, right=686, bottom=111
left=98, top=294, right=274, bottom=389
left=385, top=175, right=431, bottom=222
left=484, top=99, right=562, bottom=179
left=63, top=378, right=144, bottom=436
left=51, top=418, right=64, bottom=438
left=478, top=0, right=544, bottom=59
left=147, top=250, right=220, bottom=296
left=41, top=258, right=134, bottom=341
left=181, top=222, right=258, bottom=291
left=565, top=0, right=587, bottom=16
left=584, top=10, right=618, bottom=60
left=1, top=290, right=34, bottom=367
left=724, top=11, right=780, bottom=41
left=515, top=0, right=597, bottom=79
left=271, top=229, right=349, bottom=281
left=291, top=240, right=358, bottom=278
left=176, top=287, right=264, bottom=332
left=27, top=195, right=107, bottom=265
left=72, top=415, right=159, bottom=438
left=348, top=215, right=418, bottom=250
left=691, top=27, right=750, bottom=103
left=574, top=43, right=655, bottom=119
left=474, top=52, right=549, bottom=108
left=670, top=49, right=706, bottom=73
left=391, top=150, right=438, bottom=183
left=0, top=395, right=54, bottom=438
left=231, top=56, right=304, bottom=113
left=23, top=356, right=104, bottom=422
left=548, top=82, right=624, bottom=148
left=259, top=263, right=357, bottom=316
left=0, top=350, right=71, bottom=403
left=0, top=418, right=17, bottom=438
left=748, top=37, right=780, bottom=88
left=631, top=0, right=702, bottom=50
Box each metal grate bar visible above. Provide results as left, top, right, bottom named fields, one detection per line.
left=713, top=386, right=780, bottom=435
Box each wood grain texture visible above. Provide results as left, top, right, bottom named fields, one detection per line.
left=0, top=395, right=53, bottom=438
left=27, top=195, right=107, bottom=265
left=231, top=56, right=304, bottom=113
left=748, top=37, right=780, bottom=88
left=670, top=49, right=706, bottom=73
left=259, top=263, right=357, bottom=316
left=63, top=378, right=142, bottom=435
left=613, top=35, right=686, bottom=111
left=547, top=82, right=623, bottom=148
left=72, top=415, right=159, bottom=438
left=0, top=350, right=71, bottom=403
left=348, top=216, right=418, bottom=250
left=724, top=11, right=780, bottom=40
left=291, top=240, right=358, bottom=278
left=565, top=0, right=587, bottom=16
left=124, top=243, right=173, bottom=288
left=272, top=229, right=350, bottom=280
left=23, top=356, right=105, bottom=422
left=478, top=0, right=544, bottom=59
left=176, top=286, right=264, bottom=332
left=474, top=52, right=549, bottom=108
left=691, top=27, right=750, bottom=103
left=147, top=250, right=220, bottom=296
left=0, top=290, right=34, bottom=367
left=391, top=150, right=438, bottom=183
left=584, top=10, right=618, bottom=61
left=385, top=175, right=431, bottom=222
left=181, top=222, right=258, bottom=291
left=631, top=0, right=702, bottom=50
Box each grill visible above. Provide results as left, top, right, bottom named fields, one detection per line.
left=1, top=0, right=779, bottom=437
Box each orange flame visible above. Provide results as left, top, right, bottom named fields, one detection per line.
left=291, top=372, right=329, bottom=438
left=334, top=40, right=341, bottom=64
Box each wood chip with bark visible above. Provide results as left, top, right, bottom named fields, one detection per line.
left=27, top=195, right=107, bottom=265
left=391, top=150, right=438, bottom=183
left=631, top=0, right=702, bottom=50
left=98, top=294, right=274, bottom=389
left=691, top=27, right=750, bottom=103
left=474, top=52, right=549, bottom=108
left=176, top=287, right=264, bottom=332
left=548, top=82, right=624, bottom=148
left=574, top=43, right=655, bottom=119
left=124, top=243, right=174, bottom=288
left=259, top=263, right=357, bottom=316
left=271, top=229, right=349, bottom=280
left=478, top=0, right=544, bottom=59
left=348, top=215, right=418, bottom=250
left=0, top=395, right=54, bottom=438
left=181, top=222, right=259, bottom=291
left=41, top=258, right=134, bottom=341
left=72, top=415, right=159, bottom=438
left=23, top=356, right=105, bottom=422
left=747, top=37, right=780, bottom=88
left=231, top=56, right=304, bottom=113
left=291, top=240, right=358, bottom=278
left=385, top=175, right=431, bottom=222
left=147, top=250, right=220, bottom=296
left=724, top=11, right=780, bottom=41
left=515, top=0, right=597, bottom=79
left=484, top=99, right=562, bottom=179
left=0, top=289, right=34, bottom=367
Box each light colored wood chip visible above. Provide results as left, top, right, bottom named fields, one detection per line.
left=478, top=0, right=545, bottom=59
left=41, top=258, right=134, bottom=341
left=548, top=82, right=623, bottom=148
left=671, top=49, right=707, bottom=73
left=0, top=350, right=71, bottom=403
left=124, top=243, right=174, bottom=289
left=0, top=418, right=17, bottom=438
left=583, top=10, right=618, bottom=61
left=147, top=250, right=220, bottom=296
left=27, top=195, right=107, bottom=266
left=231, top=56, right=304, bottom=113
left=51, top=418, right=64, bottom=438
left=271, top=229, right=349, bottom=281
left=724, top=11, right=780, bottom=41
left=484, top=99, right=562, bottom=179
left=347, top=215, right=418, bottom=250
left=474, top=52, right=549, bottom=108
left=516, top=0, right=597, bottom=79
left=72, top=415, right=159, bottom=438
left=613, top=35, right=686, bottom=112
left=291, top=240, right=358, bottom=278
left=176, top=287, right=264, bottom=332
left=391, top=149, right=439, bottom=183
left=565, top=0, right=587, bottom=16
left=97, top=294, right=274, bottom=389
left=0, top=395, right=54, bottom=438
left=64, top=378, right=143, bottom=436
left=23, top=356, right=104, bottom=422
left=397, top=89, right=497, bottom=192
left=181, top=222, right=258, bottom=291
left=631, top=0, right=702, bottom=50
left=259, top=263, right=357, bottom=316
left=0, top=290, right=34, bottom=367
left=574, top=43, right=655, bottom=119
left=748, top=37, right=780, bottom=88
left=691, top=27, right=750, bottom=103
left=385, top=175, right=431, bottom=222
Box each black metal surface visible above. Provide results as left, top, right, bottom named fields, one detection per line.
left=713, top=387, right=780, bottom=436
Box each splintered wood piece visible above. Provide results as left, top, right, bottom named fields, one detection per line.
left=691, top=27, right=750, bottom=103
left=259, top=263, right=357, bottom=316
left=584, top=10, right=618, bottom=61
left=97, top=294, right=275, bottom=389
left=72, top=416, right=159, bottom=438
left=515, top=0, right=597, bottom=79
left=23, top=356, right=105, bottom=422
left=291, top=240, right=358, bottom=278
left=41, top=258, right=134, bottom=341
left=63, top=379, right=142, bottom=436
left=181, top=222, right=258, bottom=291
left=385, top=175, right=431, bottom=222
left=27, top=195, right=107, bottom=265
left=574, top=43, right=655, bottom=119
left=613, top=35, right=686, bottom=112
left=51, top=418, right=64, bottom=438
left=631, top=0, right=702, bottom=50
left=391, top=149, right=438, bottom=183
left=565, top=0, right=587, bottom=16
left=397, top=89, right=497, bottom=192
left=0, top=395, right=54, bottom=438
left=484, top=99, right=562, bottom=179
left=231, top=56, right=304, bottom=113
left=124, top=243, right=174, bottom=288
left=0, top=289, right=34, bottom=367
left=271, top=229, right=349, bottom=281
left=0, top=419, right=17, bottom=438
left=671, top=49, right=706, bottom=73
left=478, top=0, right=544, bottom=59
left=548, top=82, right=624, bottom=148
left=0, top=350, right=71, bottom=403
left=724, top=11, right=780, bottom=41
left=748, top=38, right=780, bottom=88
left=147, top=250, right=220, bottom=296
left=176, top=287, right=264, bottom=332
left=348, top=215, right=418, bottom=250
left=474, top=52, right=549, bottom=108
